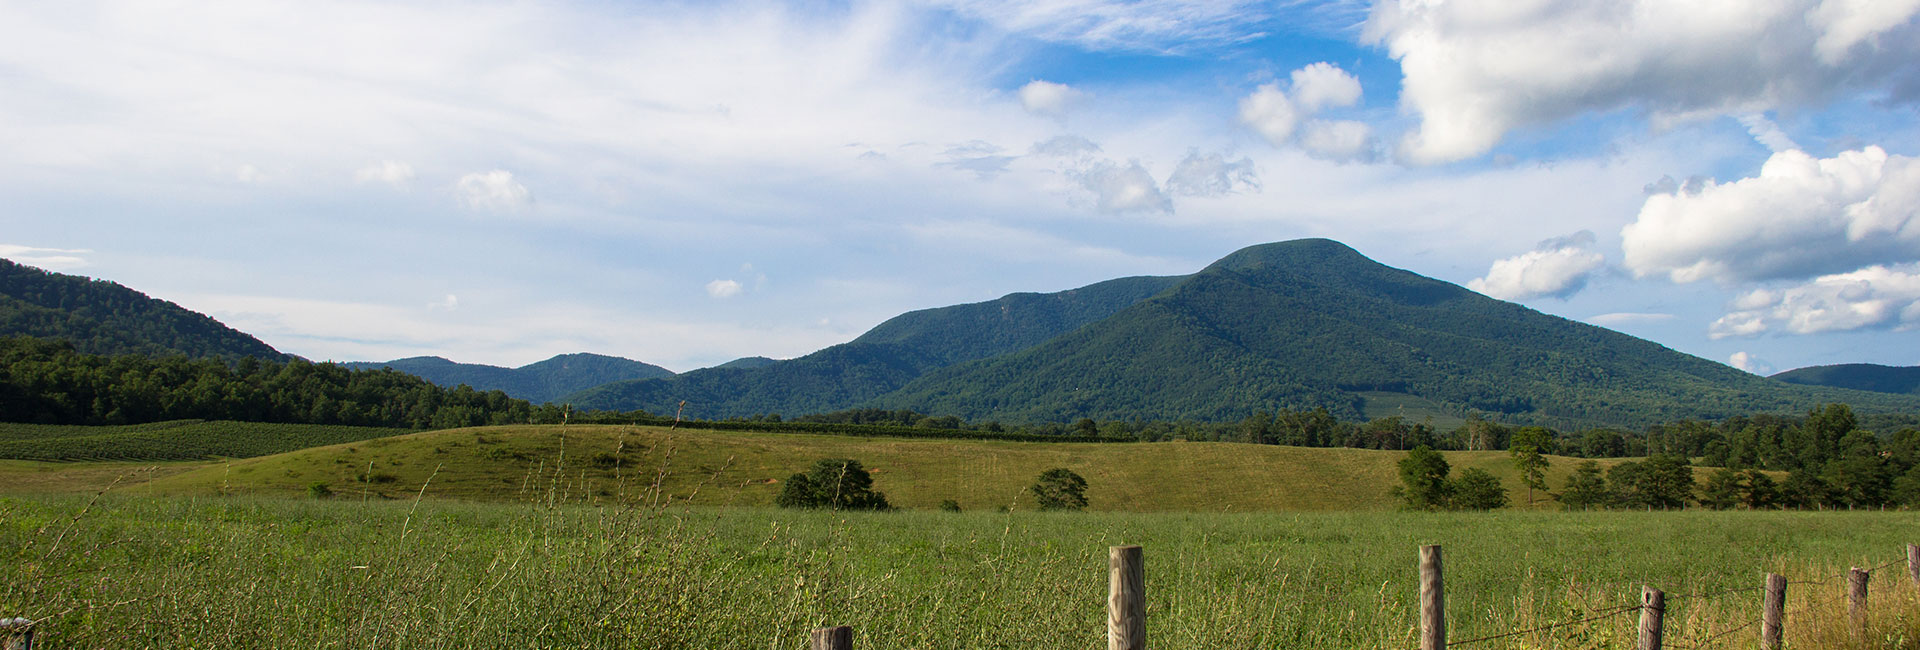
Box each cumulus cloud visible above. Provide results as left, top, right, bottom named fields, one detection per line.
left=1074, top=160, right=1172, bottom=213
left=456, top=170, right=531, bottom=211
left=705, top=279, right=744, bottom=299
left=1365, top=0, right=1920, bottom=163
left=1238, top=83, right=1300, bottom=145
left=1238, top=62, right=1369, bottom=159
left=0, top=244, right=92, bottom=271
left=1298, top=120, right=1377, bottom=163
left=356, top=160, right=416, bottom=187
left=1710, top=264, right=1920, bottom=337
left=1018, top=80, right=1082, bottom=117
left=1622, top=147, right=1920, bottom=284
left=1468, top=231, right=1607, bottom=300
left=1164, top=150, right=1258, bottom=197
left=427, top=294, right=459, bottom=311
left=1728, top=351, right=1775, bottom=375
left=1288, top=62, right=1363, bottom=112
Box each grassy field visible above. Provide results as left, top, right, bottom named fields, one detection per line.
left=0, top=420, right=414, bottom=462
left=63, top=423, right=1634, bottom=510
left=3, top=490, right=1918, bottom=649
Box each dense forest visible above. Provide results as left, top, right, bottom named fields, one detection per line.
left=342, top=353, right=674, bottom=404
left=0, top=258, right=287, bottom=360
left=0, top=336, right=550, bottom=429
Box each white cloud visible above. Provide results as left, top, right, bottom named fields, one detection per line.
left=1030, top=135, right=1102, bottom=158
left=1288, top=62, right=1362, bottom=112
left=456, top=170, right=531, bottom=211
left=1736, top=114, right=1799, bottom=153
left=1586, top=312, right=1675, bottom=326
left=1622, top=147, right=1920, bottom=284
left=1711, top=264, right=1920, bottom=337
left=1238, top=83, right=1299, bottom=146
left=1365, top=0, right=1920, bottom=163
left=706, top=279, right=744, bottom=299
left=923, top=0, right=1279, bottom=52
left=1074, top=160, right=1172, bottom=214
left=427, top=294, right=459, bottom=311
left=0, top=244, right=93, bottom=271
left=1728, top=351, right=1775, bottom=375
left=356, top=160, right=416, bottom=187
left=1018, top=80, right=1082, bottom=117
left=1298, top=120, right=1377, bottom=163
left=1238, top=62, right=1367, bottom=152
left=234, top=163, right=267, bottom=183
left=1164, top=150, right=1258, bottom=197
left=1467, top=231, right=1607, bottom=300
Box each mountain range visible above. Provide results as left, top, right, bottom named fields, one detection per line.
left=565, top=239, right=1920, bottom=429
left=7, top=240, right=1919, bottom=430
left=341, top=354, right=673, bottom=404
left=1773, top=364, right=1920, bottom=396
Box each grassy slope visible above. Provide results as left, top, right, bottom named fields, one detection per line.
left=0, top=420, right=415, bottom=462
left=116, top=424, right=1627, bottom=510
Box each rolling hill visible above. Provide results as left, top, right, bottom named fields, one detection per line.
left=0, top=257, right=287, bottom=360
left=117, top=423, right=1605, bottom=511
left=343, top=353, right=673, bottom=404
left=1773, top=364, right=1920, bottom=396
left=571, top=239, right=1920, bottom=429
left=565, top=274, right=1181, bottom=417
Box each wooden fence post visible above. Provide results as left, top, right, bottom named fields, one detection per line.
left=1637, top=586, right=1664, bottom=650
left=1109, top=545, right=1145, bottom=650
left=1761, top=573, right=1786, bottom=650
left=1420, top=545, right=1444, bottom=650
left=1849, top=567, right=1870, bottom=636
left=1908, top=544, right=1919, bottom=588
left=809, top=625, right=852, bottom=650
left=0, top=618, right=32, bottom=650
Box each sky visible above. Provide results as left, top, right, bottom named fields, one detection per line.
left=3, top=0, right=1919, bottom=375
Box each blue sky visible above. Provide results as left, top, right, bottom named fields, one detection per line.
left=3, top=0, right=1919, bottom=375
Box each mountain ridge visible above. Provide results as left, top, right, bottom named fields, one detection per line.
left=0, top=258, right=287, bottom=361
left=1773, top=364, right=1920, bottom=396
left=343, top=353, right=673, bottom=404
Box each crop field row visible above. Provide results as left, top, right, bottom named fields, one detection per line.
left=0, top=420, right=413, bottom=462
left=4, top=486, right=1920, bottom=649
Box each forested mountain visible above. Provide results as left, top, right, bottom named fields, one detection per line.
left=565, top=275, right=1182, bottom=416
left=0, top=336, right=541, bottom=428
left=342, top=353, right=673, bottom=404
left=877, top=240, right=1920, bottom=428
left=570, top=239, right=1920, bottom=429
left=713, top=356, right=778, bottom=370
left=1773, top=364, right=1920, bottom=395
left=0, top=258, right=286, bottom=361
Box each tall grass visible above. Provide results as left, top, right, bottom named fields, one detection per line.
left=5, top=444, right=1920, bottom=648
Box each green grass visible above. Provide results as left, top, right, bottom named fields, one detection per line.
left=1356, top=391, right=1468, bottom=432
left=3, top=491, right=1919, bottom=649
left=109, top=424, right=1627, bottom=510
left=0, top=420, right=414, bottom=462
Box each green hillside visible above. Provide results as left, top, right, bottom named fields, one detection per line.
left=344, top=353, right=673, bottom=404
left=0, top=257, right=286, bottom=360
left=1774, top=364, right=1920, bottom=395
left=124, top=423, right=1606, bottom=511
left=566, top=275, right=1179, bottom=417
left=0, top=419, right=412, bottom=461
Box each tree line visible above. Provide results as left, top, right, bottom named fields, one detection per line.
left=0, top=336, right=556, bottom=429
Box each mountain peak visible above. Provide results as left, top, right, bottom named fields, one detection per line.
left=1206, top=238, right=1365, bottom=273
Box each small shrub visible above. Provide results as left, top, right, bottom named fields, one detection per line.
left=357, top=472, right=399, bottom=484
left=306, top=482, right=333, bottom=499
left=775, top=458, right=890, bottom=510
left=590, top=452, right=627, bottom=469
left=939, top=499, right=961, bottom=512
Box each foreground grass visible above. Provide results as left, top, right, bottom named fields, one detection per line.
left=4, top=487, right=1920, bottom=649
